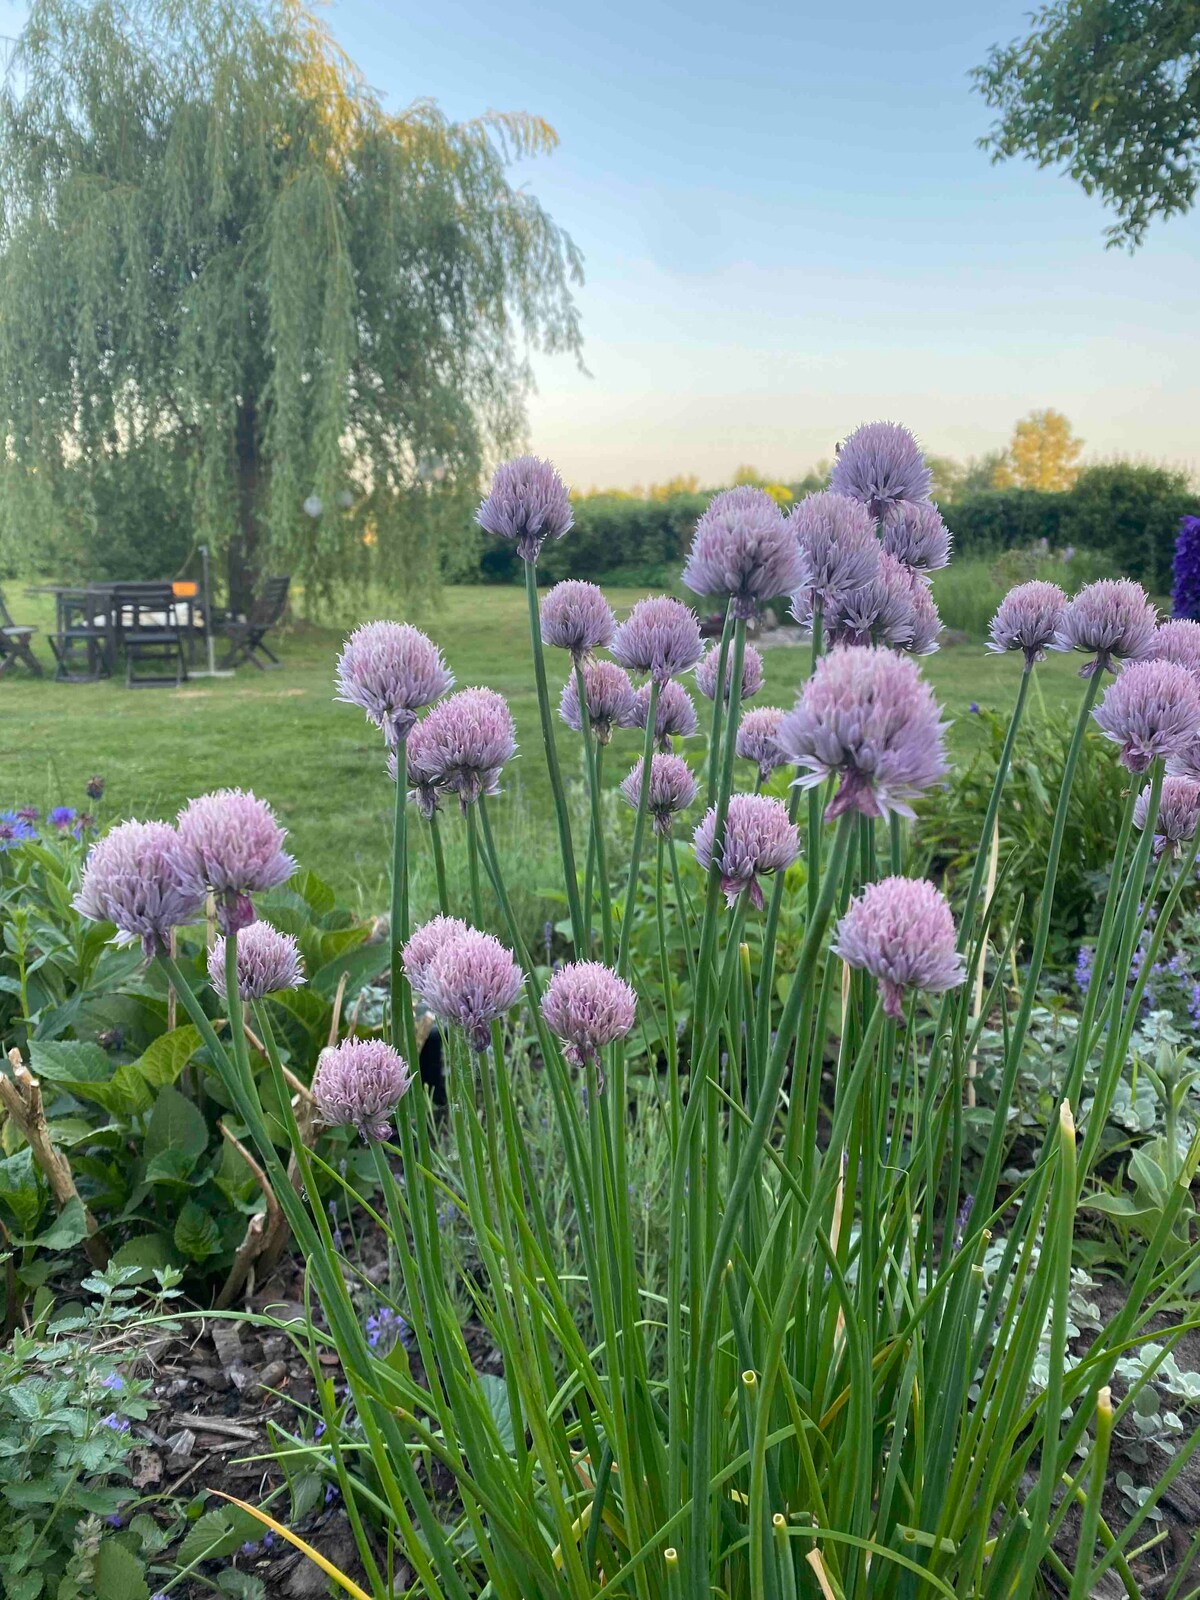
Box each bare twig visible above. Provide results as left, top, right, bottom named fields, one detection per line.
left=0, top=1048, right=109, bottom=1267
left=213, top=1122, right=286, bottom=1310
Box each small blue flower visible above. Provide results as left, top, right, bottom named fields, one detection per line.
left=48, top=805, right=77, bottom=832
left=0, top=811, right=35, bottom=851
left=365, top=1304, right=410, bottom=1354
left=1074, top=945, right=1094, bottom=996
left=968, top=702, right=980, bottom=714
left=101, top=1413, right=130, bottom=1432
left=101, top=1372, right=124, bottom=1391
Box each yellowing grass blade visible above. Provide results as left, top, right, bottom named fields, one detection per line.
left=212, top=1492, right=372, bottom=1600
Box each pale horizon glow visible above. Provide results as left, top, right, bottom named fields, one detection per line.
left=1, top=0, right=1196, bottom=491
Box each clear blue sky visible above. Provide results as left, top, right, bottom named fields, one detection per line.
left=328, top=0, right=1198, bottom=488
left=5, top=0, right=1197, bottom=488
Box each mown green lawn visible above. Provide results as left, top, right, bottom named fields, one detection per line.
left=2, top=583, right=1087, bottom=906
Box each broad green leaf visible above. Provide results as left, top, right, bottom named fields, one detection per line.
left=27, top=1196, right=89, bottom=1251
left=477, top=1371, right=515, bottom=1453
left=177, top=1507, right=261, bottom=1566
left=27, top=1038, right=111, bottom=1085
left=174, top=1200, right=222, bottom=1261
left=93, top=1536, right=150, bottom=1600
left=144, top=1085, right=209, bottom=1164
left=0, top=1148, right=43, bottom=1235
left=309, top=939, right=389, bottom=999
left=132, top=1024, right=203, bottom=1092
left=111, top=1233, right=179, bottom=1279
left=144, top=1148, right=198, bottom=1184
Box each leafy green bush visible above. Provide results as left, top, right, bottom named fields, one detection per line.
left=930, top=544, right=1121, bottom=638
left=476, top=491, right=710, bottom=587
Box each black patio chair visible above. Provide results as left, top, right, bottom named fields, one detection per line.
left=49, top=589, right=112, bottom=682
left=220, top=575, right=290, bottom=670
left=115, top=583, right=188, bottom=688
left=0, top=588, right=43, bottom=678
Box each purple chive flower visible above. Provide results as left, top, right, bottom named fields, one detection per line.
left=335, top=621, right=453, bottom=745
left=903, top=574, right=943, bottom=655
left=829, top=421, right=932, bottom=522
left=540, top=961, right=638, bottom=1069
left=631, top=680, right=699, bottom=749
left=208, top=920, right=304, bottom=1001
left=775, top=645, right=949, bottom=821
left=540, top=581, right=617, bottom=662
left=988, top=581, right=1069, bottom=665
left=736, top=706, right=787, bottom=784
left=398, top=687, right=517, bottom=811
left=833, top=876, right=966, bottom=1021
left=312, top=1038, right=414, bottom=1142
left=619, top=753, right=699, bottom=835
left=0, top=810, right=36, bottom=850
left=788, top=492, right=880, bottom=609
left=610, top=596, right=703, bottom=684
left=681, top=485, right=803, bottom=618
left=559, top=659, right=637, bottom=744
left=1092, top=659, right=1200, bottom=773
left=692, top=793, right=799, bottom=909
left=1172, top=514, right=1200, bottom=621
left=1148, top=618, right=1200, bottom=680
left=881, top=501, right=952, bottom=577
left=49, top=806, right=77, bottom=832
left=177, top=790, right=295, bottom=934
left=1051, top=579, right=1159, bottom=677
left=475, top=455, right=573, bottom=563
left=395, top=716, right=443, bottom=818
left=421, top=927, right=524, bottom=1050
left=1134, top=775, right=1200, bottom=856
left=401, top=914, right=470, bottom=997
left=826, top=550, right=925, bottom=650
left=74, top=820, right=205, bottom=956
left=694, top=643, right=764, bottom=703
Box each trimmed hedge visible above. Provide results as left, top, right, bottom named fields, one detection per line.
left=478, top=491, right=711, bottom=587
left=943, top=463, right=1194, bottom=594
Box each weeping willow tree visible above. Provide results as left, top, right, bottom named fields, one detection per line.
left=0, top=0, right=583, bottom=604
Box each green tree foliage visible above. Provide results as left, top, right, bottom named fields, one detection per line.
left=974, top=0, right=1200, bottom=249
left=0, top=0, right=582, bottom=603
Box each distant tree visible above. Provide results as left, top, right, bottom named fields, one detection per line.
left=993, top=410, right=1084, bottom=491
left=958, top=451, right=1011, bottom=496
left=731, top=465, right=792, bottom=507
left=973, top=0, right=1200, bottom=249
left=0, top=0, right=582, bottom=604
left=786, top=462, right=834, bottom=501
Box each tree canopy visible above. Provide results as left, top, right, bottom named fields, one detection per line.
left=0, top=0, right=583, bottom=602
left=973, top=0, right=1200, bottom=249
left=992, top=408, right=1085, bottom=492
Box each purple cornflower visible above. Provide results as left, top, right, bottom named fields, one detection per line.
left=610, top=596, right=703, bottom=684
left=692, top=793, right=799, bottom=909
left=0, top=810, right=35, bottom=850
left=788, top=492, right=880, bottom=610
left=1074, top=945, right=1094, bottom=995
left=988, top=581, right=1069, bottom=666
left=541, top=961, right=638, bottom=1069
left=694, top=643, right=764, bottom=703
left=402, top=915, right=470, bottom=997
left=881, top=501, right=952, bottom=577
left=735, top=706, right=787, bottom=784
left=1051, top=579, right=1158, bottom=677
left=829, top=421, right=932, bottom=522
left=86, top=775, right=105, bottom=802
left=540, top=581, right=616, bottom=662
left=177, top=790, right=295, bottom=934
left=1092, top=659, right=1200, bottom=773
left=49, top=806, right=76, bottom=832
left=681, top=486, right=803, bottom=618
left=559, top=660, right=637, bottom=744
left=1133, top=775, right=1200, bottom=857
left=476, top=455, right=574, bottom=563
left=631, top=680, right=699, bottom=749
left=15, top=806, right=38, bottom=823
left=312, top=1038, right=414, bottom=1142
left=1171, top=514, right=1200, bottom=621
left=421, top=927, right=524, bottom=1050
left=619, top=753, right=699, bottom=835
left=335, top=621, right=453, bottom=745
left=208, top=921, right=304, bottom=1000
left=833, top=876, right=966, bottom=1021
left=1148, top=618, right=1200, bottom=680
left=775, top=645, right=949, bottom=821
left=399, top=688, right=517, bottom=811
left=74, top=820, right=205, bottom=957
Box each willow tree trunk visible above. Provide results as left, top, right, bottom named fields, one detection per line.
left=229, top=396, right=262, bottom=616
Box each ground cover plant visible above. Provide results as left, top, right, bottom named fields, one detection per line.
left=11, top=431, right=1200, bottom=1597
